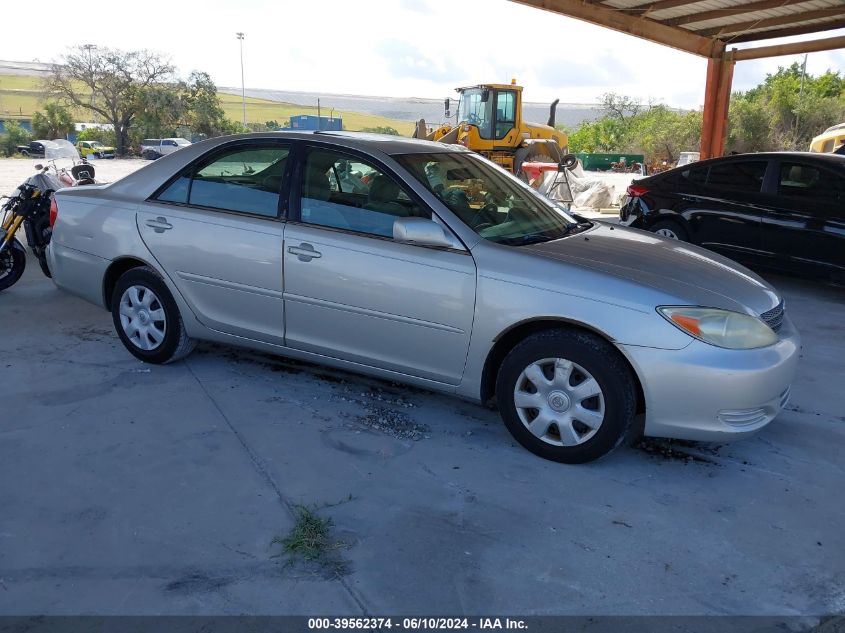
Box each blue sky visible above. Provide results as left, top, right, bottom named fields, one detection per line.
left=2, top=0, right=843, bottom=108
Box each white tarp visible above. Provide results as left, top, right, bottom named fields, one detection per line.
left=537, top=164, right=639, bottom=210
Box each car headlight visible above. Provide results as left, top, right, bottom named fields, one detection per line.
left=657, top=306, right=778, bottom=349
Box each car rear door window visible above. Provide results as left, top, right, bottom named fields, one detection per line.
left=706, top=161, right=767, bottom=193
left=778, top=162, right=845, bottom=204
left=154, top=144, right=289, bottom=216
left=299, top=149, right=429, bottom=238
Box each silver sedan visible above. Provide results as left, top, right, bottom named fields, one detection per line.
left=47, top=132, right=800, bottom=463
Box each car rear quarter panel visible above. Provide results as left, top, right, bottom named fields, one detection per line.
left=50, top=189, right=185, bottom=313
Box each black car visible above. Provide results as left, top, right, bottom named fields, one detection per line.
left=16, top=140, right=50, bottom=158
left=620, top=152, right=845, bottom=281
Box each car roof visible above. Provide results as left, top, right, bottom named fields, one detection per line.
left=695, top=151, right=844, bottom=166
left=192, top=131, right=471, bottom=156
left=100, top=131, right=473, bottom=202
left=647, top=151, right=845, bottom=181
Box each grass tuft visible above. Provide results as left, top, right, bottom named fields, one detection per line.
left=272, top=505, right=335, bottom=563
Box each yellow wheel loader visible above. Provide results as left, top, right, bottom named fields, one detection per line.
left=413, top=81, right=573, bottom=176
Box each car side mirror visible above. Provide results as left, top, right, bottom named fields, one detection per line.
left=393, top=217, right=457, bottom=249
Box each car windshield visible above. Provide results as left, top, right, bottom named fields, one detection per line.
left=395, top=152, right=579, bottom=245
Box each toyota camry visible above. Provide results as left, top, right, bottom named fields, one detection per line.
left=46, top=132, right=800, bottom=463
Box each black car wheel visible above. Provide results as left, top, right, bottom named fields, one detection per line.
left=650, top=219, right=689, bottom=241
left=496, top=329, right=636, bottom=463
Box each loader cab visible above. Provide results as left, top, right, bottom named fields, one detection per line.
left=454, top=84, right=521, bottom=144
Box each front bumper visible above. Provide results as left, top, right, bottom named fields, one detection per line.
left=620, top=316, right=800, bottom=441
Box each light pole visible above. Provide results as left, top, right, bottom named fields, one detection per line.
left=236, top=32, right=246, bottom=129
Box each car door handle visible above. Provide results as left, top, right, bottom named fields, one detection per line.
left=287, top=243, right=322, bottom=261
left=145, top=217, right=173, bottom=232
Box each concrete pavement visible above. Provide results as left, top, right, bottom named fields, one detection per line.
left=1, top=254, right=843, bottom=615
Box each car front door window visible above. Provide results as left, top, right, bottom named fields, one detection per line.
left=778, top=162, right=844, bottom=204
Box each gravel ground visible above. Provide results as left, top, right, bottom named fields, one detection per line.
left=0, top=157, right=147, bottom=195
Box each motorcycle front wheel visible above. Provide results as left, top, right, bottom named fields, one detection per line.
left=0, top=243, right=26, bottom=292
left=37, top=254, right=51, bottom=278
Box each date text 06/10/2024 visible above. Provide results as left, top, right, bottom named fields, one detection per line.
left=307, top=618, right=529, bottom=630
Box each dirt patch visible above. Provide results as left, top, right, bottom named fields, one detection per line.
left=633, top=438, right=718, bottom=464
left=352, top=404, right=429, bottom=441
left=165, top=571, right=233, bottom=594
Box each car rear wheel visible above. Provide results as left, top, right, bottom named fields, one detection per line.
left=650, top=219, right=688, bottom=241
left=111, top=266, right=195, bottom=364
left=496, top=329, right=636, bottom=463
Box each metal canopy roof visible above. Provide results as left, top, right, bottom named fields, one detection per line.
left=512, top=0, right=845, bottom=58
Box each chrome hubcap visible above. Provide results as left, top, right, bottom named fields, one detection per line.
left=656, top=228, right=678, bottom=239
left=119, top=285, right=166, bottom=351
left=513, top=358, right=605, bottom=447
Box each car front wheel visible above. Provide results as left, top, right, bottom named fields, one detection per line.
left=496, top=329, right=636, bottom=463
left=111, top=266, right=195, bottom=364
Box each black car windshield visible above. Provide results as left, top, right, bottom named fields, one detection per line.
left=395, top=152, right=578, bottom=245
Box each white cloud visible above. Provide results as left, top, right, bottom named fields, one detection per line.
left=0, top=0, right=842, bottom=108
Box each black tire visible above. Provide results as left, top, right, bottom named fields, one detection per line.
left=111, top=266, right=195, bottom=364
left=0, top=243, right=26, bottom=292
left=649, top=219, right=688, bottom=241
left=37, top=254, right=51, bottom=278
left=19, top=150, right=29, bottom=157
left=495, top=329, right=637, bottom=464
left=93, top=152, right=101, bottom=159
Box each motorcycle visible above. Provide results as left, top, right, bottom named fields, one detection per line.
left=0, top=141, right=96, bottom=292
left=42, top=139, right=97, bottom=187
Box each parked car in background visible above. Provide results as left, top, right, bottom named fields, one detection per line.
left=621, top=152, right=845, bottom=282
left=16, top=140, right=53, bottom=158
left=676, top=151, right=700, bottom=167
left=47, top=132, right=799, bottom=464
left=140, top=138, right=191, bottom=160
left=809, top=122, right=845, bottom=153
left=76, top=140, right=115, bottom=159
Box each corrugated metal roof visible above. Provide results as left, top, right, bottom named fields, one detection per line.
left=591, top=0, right=845, bottom=43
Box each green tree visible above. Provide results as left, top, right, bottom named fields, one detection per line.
left=599, top=93, right=642, bottom=123
left=32, top=102, right=75, bottom=139
left=45, top=45, right=175, bottom=155
left=629, top=106, right=701, bottom=164
left=185, top=71, right=228, bottom=136
left=567, top=117, right=629, bottom=153
left=76, top=127, right=117, bottom=147
left=727, top=64, right=845, bottom=152
left=133, top=84, right=188, bottom=139
left=1, top=121, right=32, bottom=157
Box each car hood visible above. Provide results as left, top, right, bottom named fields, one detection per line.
left=524, top=223, right=780, bottom=316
